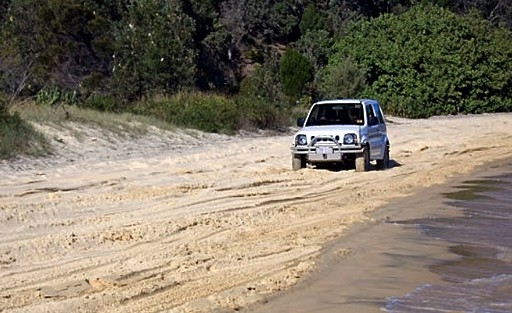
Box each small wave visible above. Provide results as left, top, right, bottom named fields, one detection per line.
left=384, top=275, right=512, bottom=313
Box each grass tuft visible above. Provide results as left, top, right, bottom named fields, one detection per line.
left=0, top=111, right=49, bottom=159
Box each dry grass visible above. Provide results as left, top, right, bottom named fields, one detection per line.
left=1, top=101, right=176, bottom=160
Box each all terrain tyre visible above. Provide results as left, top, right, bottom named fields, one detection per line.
left=376, top=143, right=390, bottom=170
left=355, top=146, right=370, bottom=172
left=292, top=154, right=306, bottom=171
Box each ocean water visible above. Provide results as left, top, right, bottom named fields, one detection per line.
left=247, top=161, right=512, bottom=313
left=385, top=171, right=512, bottom=312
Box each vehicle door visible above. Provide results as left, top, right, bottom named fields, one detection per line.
left=365, top=104, right=384, bottom=159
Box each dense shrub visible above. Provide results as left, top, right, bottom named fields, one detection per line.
left=239, top=52, right=285, bottom=105
left=236, top=53, right=294, bottom=130
left=132, top=92, right=237, bottom=134
left=327, top=5, right=512, bottom=117
left=316, top=56, right=366, bottom=99
left=295, top=29, right=332, bottom=73
left=279, top=48, right=312, bottom=99
left=299, top=4, right=325, bottom=34
left=0, top=99, right=47, bottom=158
left=35, top=87, right=78, bottom=106
left=80, top=93, right=122, bottom=112
left=233, top=95, right=281, bottom=130
left=131, top=90, right=295, bottom=133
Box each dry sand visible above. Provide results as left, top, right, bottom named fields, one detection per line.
left=1, top=113, right=512, bottom=313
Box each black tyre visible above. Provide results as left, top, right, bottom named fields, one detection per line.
left=376, top=144, right=390, bottom=170
left=355, top=146, right=370, bottom=172
left=292, top=154, right=306, bottom=171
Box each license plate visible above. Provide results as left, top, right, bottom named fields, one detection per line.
left=316, top=146, right=333, bottom=154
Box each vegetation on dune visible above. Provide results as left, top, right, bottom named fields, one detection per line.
left=1, top=0, right=511, bottom=158
left=327, top=5, right=512, bottom=117
left=0, top=97, right=49, bottom=158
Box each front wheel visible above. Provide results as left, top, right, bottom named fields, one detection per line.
left=292, top=154, right=306, bottom=171
left=355, top=146, right=370, bottom=172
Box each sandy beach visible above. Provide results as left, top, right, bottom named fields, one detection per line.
left=1, top=113, right=512, bottom=313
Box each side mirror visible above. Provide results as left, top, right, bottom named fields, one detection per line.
left=297, top=117, right=305, bottom=127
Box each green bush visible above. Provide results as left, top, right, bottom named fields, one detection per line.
left=0, top=108, right=48, bottom=159
left=295, top=29, right=332, bottom=73
left=131, top=91, right=296, bottom=133
left=317, top=56, right=366, bottom=99
left=328, top=4, right=512, bottom=117
left=80, top=93, right=121, bottom=112
left=233, top=95, right=280, bottom=130
left=133, top=92, right=238, bottom=134
left=279, top=48, right=312, bottom=99
left=36, top=87, right=78, bottom=106
left=239, top=52, right=285, bottom=104
left=299, top=4, right=325, bottom=34
left=234, top=52, right=294, bottom=129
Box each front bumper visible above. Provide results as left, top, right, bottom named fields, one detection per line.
left=291, top=136, right=364, bottom=162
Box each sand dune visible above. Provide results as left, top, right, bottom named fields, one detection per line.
left=1, top=113, right=512, bottom=312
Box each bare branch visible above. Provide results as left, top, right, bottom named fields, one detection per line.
left=0, top=54, right=36, bottom=108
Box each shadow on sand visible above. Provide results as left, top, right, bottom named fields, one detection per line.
left=313, top=159, right=402, bottom=172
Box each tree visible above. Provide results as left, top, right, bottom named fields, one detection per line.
left=220, top=0, right=300, bottom=45
left=279, top=48, right=312, bottom=99
left=317, top=57, right=366, bottom=99
left=240, top=51, right=284, bottom=104
left=0, top=0, right=11, bottom=24
left=199, top=27, right=237, bottom=92
left=299, top=4, right=325, bottom=34
left=0, top=0, right=121, bottom=99
left=1, top=0, right=51, bottom=96
left=237, top=51, right=287, bottom=129
left=110, top=0, right=197, bottom=101
left=312, top=0, right=411, bottom=38
left=295, top=29, right=332, bottom=73
left=452, top=0, right=512, bottom=29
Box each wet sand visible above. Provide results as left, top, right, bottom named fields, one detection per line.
left=247, top=158, right=512, bottom=313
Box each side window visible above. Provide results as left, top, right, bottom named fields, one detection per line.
left=374, top=104, right=385, bottom=124
left=366, top=105, right=378, bottom=126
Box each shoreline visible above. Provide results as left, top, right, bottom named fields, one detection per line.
left=246, top=157, right=512, bottom=313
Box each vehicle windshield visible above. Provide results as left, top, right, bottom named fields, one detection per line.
left=305, top=102, right=364, bottom=126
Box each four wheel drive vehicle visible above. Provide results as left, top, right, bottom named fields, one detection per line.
left=290, top=99, right=390, bottom=172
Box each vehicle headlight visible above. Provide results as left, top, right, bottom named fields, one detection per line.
left=343, top=133, right=357, bottom=145
left=295, top=134, right=307, bottom=146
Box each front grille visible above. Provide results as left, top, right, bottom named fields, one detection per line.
left=311, top=136, right=341, bottom=142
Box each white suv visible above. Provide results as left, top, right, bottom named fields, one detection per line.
left=291, top=99, right=390, bottom=171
